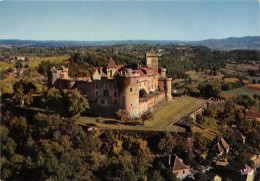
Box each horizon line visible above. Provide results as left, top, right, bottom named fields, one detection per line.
left=0, top=35, right=259, bottom=42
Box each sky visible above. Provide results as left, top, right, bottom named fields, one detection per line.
left=0, top=0, right=259, bottom=41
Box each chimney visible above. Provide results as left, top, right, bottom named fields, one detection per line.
left=169, top=154, right=171, bottom=166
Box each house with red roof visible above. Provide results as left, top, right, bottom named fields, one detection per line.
left=171, top=154, right=191, bottom=180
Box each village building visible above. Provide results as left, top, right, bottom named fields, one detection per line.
left=224, top=161, right=254, bottom=181
left=234, top=129, right=246, bottom=144
left=16, top=56, right=25, bottom=61
left=171, top=154, right=191, bottom=180
left=245, top=109, right=260, bottom=121
left=47, top=51, right=172, bottom=118
left=213, top=138, right=230, bottom=157
left=220, top=138, right=230, bottom=154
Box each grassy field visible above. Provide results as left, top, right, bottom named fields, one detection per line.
left=191, top=124, right=220, bottom=140
left=27, top=55, right=70, bottom=68
left=0, top=62, right=13, bottom=71
left=78, top=96, right=208, bottom=132
left=223, top=78, right=238, bottom=83
left=222, top=84, right=260, bottom=98
left=226, top=63, right=258, bottom=71
left=0, top=55, right=70, bottom=71
left=185, top=70, right=223, bottom=82
left=173, top=79, right=185, bottom=83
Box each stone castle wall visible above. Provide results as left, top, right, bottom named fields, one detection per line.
left=139, top=92, right=166, bottom=114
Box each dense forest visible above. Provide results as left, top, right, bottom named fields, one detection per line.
left=1, top=85, right=259, bottom=180
left=17, top=45, right=258, bottom=80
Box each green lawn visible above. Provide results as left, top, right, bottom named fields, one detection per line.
left=224, top=87, right=260, bottom=96
left=28, top=55, right=70, bottom=68
left=78, top=96, right=208, bottom=132
left=146, top=96, right=208, bottom=130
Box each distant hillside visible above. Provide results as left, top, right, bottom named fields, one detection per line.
left=189, top=36, right=260, bottom=50
left=0, top=36, right=259, bottom=50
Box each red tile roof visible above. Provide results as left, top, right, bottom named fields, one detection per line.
left=246, top=110, right=260, bottom=119
left=100, top=70, right=107, bottom=77
left=133, top=69, right=147, bottom=77
left=172, top=155, right=189, bottom=171
left=106, top=57, right=117, bottom=68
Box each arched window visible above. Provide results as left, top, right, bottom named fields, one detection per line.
left=130, top=88, right=133, bottom=92
left=103, top=89, right=110, bottom=97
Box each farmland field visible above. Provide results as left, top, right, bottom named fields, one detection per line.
left=222, top=84, right=260, bottom=98
left=0, top=55, right=70, bottom=71
left=28, top=55, right=70, bottom=68
left=223, top=78, right=238, bottom=83
left=226, top=63, right=258, bottom=71
left=78, top=96, right=208, bottom=132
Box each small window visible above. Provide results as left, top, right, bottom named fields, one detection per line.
left=96, top=91, right=99, bottom=96
left=103, top=90, right=110, bottom=97
left=130, top=88, right=133, bottom=92
left=95, top=84, right=98, bottom=88
left=101, top=100, right=105, bottom=104
left=131, top=104, right=132, bottom=106
left=183, top=170, right=185, bottom=174
left=104, top=85, right=107, bottom=88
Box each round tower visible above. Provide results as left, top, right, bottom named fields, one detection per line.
left=166, top=78, right=172, bottom=100
left=122, top=69, right=140, bottom=118
left=161, top=68, right=166, bottom=78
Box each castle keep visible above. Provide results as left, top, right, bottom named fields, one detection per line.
left=47, top=51, right=172, bottom=118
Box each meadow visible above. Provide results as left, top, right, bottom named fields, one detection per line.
left=78, top=96, right=208, bottom=132
left=222, top=84, right=260, bottom=98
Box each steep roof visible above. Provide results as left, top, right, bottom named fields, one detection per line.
left=172, top=155, right=190, bottom=171
left=234, top=129, right=246, bottom=142
left=100, top=70, right=107, bottom=77
left=106, top=57, right=117, bottom=68
left=92, top=69, right=100, bottom=76
left=221, top=138, right=230, bottom=150
left=217, top=142, right=224, bottom=154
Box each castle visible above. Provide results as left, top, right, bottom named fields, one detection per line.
left=47, top=50, right=172, bottom=118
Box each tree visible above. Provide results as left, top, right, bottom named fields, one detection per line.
left=141, top=111, right=154, bottom=124
left=62, top=89, right=89, bottom=117
left=12, top=80, right=35, bottom=106
left=0, top=70, right=9, bottom=80
left=200, top=84, right=221, bottom=98
left=158, top=132, right=176, bottom=154
left=115, top=109, right=129, bottom=122
left=15, top=61, right=23, bottom=69
left=194, top=132, right=209, bottom=154
left=42, top=87, right=63, bottom=113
